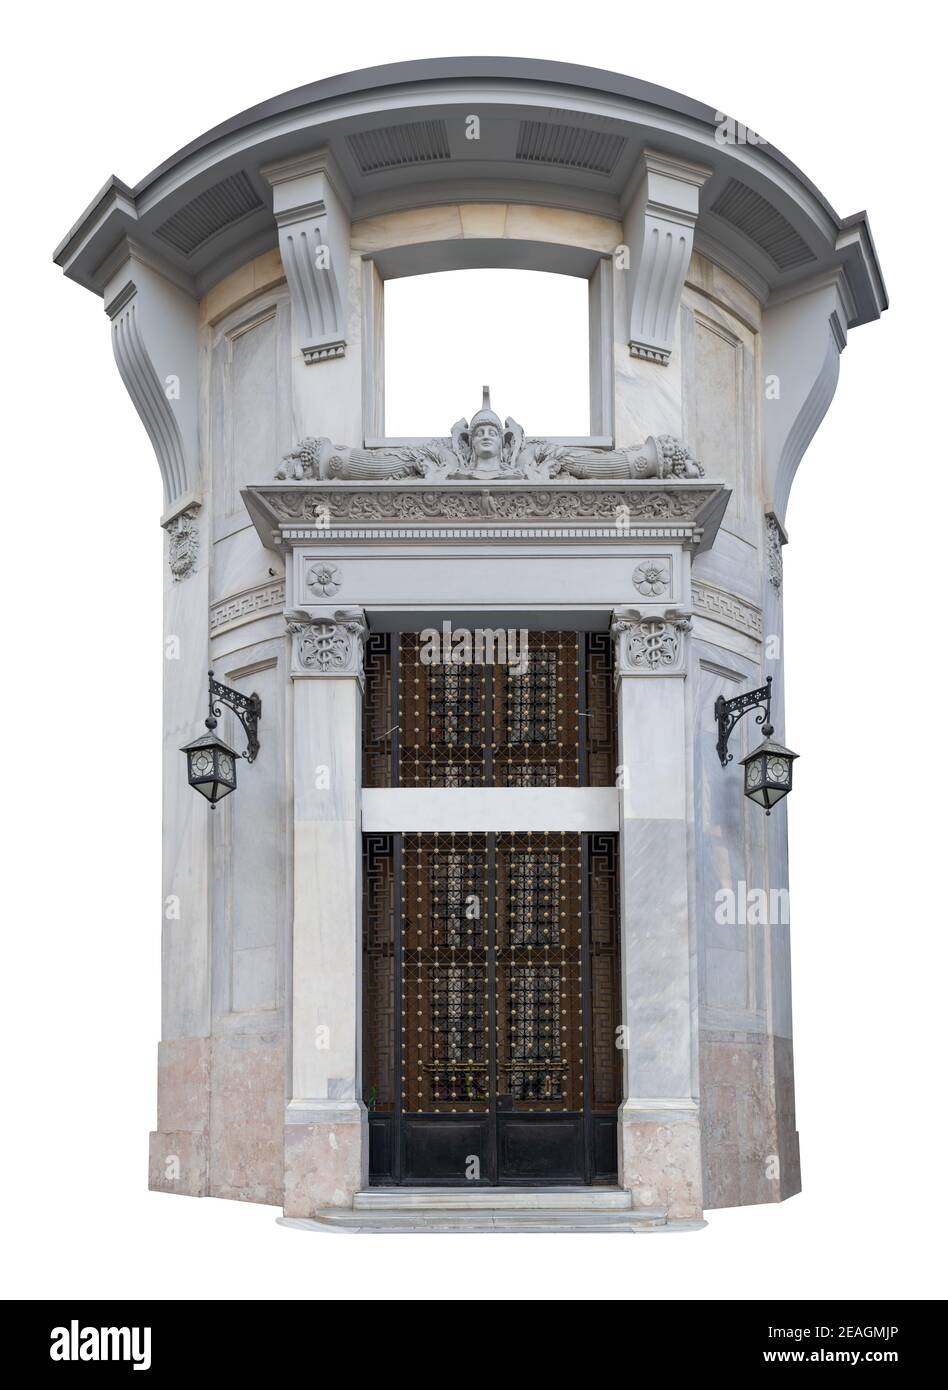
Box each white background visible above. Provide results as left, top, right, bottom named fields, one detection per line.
left=3, top=0, right=945, bottom=1302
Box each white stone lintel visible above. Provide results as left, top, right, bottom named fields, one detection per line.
left=362, top=787, right=619, bottom=834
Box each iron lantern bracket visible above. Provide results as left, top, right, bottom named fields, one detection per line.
left=714, top=675, right=773, bottom=767
left=207, top=669, right=262, bottom=762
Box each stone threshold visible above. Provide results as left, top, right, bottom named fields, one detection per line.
left=277, top=1189, right=707, bottom=1233
left=278, top=1211, right=705, bottom=1234
left=354, top=1186, right=635, bottom=1211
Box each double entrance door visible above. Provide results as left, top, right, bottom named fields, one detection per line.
left=363, top=830, right=621, bottom=1185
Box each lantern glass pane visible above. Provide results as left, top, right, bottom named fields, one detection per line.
left=745, top=757, right=765, bottom=794
left=767, top=756, right=790, bottom=785
left=190, top=748, right=215, bottom=779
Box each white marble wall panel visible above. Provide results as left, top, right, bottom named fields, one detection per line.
left=162, top=510, right=212, bottom=1041
left=211, top=646, right=288, bottom=1029
left=210, top=293, right=293, bottom=537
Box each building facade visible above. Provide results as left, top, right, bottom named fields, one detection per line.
left=55, top=59, right=886, bottom=1231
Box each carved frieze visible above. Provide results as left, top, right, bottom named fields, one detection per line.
left=691, top=582, right=763, bottom=639
left=612, top=606, right=692, bottom=675
left=266, top=487, right=709, bottom=524
left=210, top=580, right=286, bottom=633
left=286, top=607, right=367, bottom=679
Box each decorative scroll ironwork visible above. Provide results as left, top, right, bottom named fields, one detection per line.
left=715, top=674, right=773, bottom=766
left=208, top=669, right=262, bottom=762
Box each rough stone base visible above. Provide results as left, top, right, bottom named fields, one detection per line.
left=283, top=1102, right=368, bottom=1217
left=773, top=1034, right=802, bottom=1199
left=618, top=1106, right=704, bottom=1220
left=699, top=1030, right=802, bottom=1208
left=149, top=1036, right=211, bottom=1198
left=148, top=1129, right=208, bottom=1196
left=149, top=1032, right=285, bottom=1206
left=209, top=1032, right=284, bottom=1205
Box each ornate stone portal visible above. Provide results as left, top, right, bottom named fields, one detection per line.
left=55, top=58, right=886, bottom=1231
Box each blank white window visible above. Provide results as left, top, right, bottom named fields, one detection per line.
left=382, top=268, right=590, bottom=438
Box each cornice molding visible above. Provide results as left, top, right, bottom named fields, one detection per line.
left=244, top=479, right=730, bottom=556
left=54, top=60, right=887, bottom=329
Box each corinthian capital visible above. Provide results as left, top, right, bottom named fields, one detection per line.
left=611, top=606, right=692, bottom=676
left=286, top=607, right=367, bottom=680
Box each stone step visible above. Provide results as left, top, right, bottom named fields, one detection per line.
left=353, top=1186, right=633, bottom=1212
left=281, top=1207, right=676, bottom=1234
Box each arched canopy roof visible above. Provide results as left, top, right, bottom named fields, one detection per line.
left=54, top=56, right=886, bottom=324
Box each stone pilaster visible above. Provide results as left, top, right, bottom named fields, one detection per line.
left=283, top=607, right=368, bottom=1216
left=611, top=606, right=703, bottom=1219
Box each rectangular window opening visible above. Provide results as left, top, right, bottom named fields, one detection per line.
left=379, top=267, right=600, bottom=441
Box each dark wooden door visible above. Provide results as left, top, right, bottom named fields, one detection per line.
left=364, top=830, right=621, bottom=1185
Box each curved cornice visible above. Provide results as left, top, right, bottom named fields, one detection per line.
left=53, top=56, right=887, bottom=325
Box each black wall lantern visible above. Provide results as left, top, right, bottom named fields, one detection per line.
left=715, top=675, right=798, bottom=815
left=181, top=670, right=262, bottom=806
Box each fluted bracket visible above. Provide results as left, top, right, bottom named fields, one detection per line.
left=103, top=244, right=199, bottom=509
left=621, top=150, right=712, bottom=364
left=262, top=150, right=352, bottom=364
left=761, top=274, right=849, bottom=529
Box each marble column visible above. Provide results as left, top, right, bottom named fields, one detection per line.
left=611, top=606, right=703, bottom=1219
left=283, top=607, right=368, bottom=1216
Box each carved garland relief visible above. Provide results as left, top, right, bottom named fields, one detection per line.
left=275, top=388, right=705, bottom=485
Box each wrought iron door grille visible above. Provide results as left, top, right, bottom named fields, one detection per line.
left=364, top=630, right=616, bottom=788
left=506, top=649, right=557, bottom=743
left=494, top=634, right=580, bottom=786
left=362, top=830, right=621, bottom=1182
left=506, top=851, right=560, bottom=945
left=496, top=833, right=583, bottom=1112
left=398, top=633, right=487, bottom=786
left=402, top=834, right=490, bottom=1113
